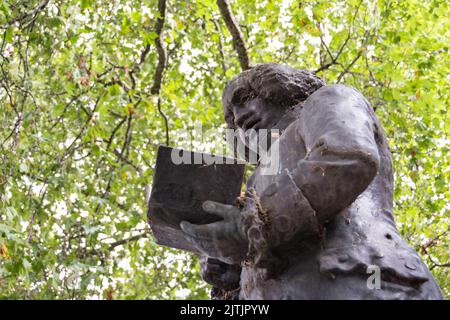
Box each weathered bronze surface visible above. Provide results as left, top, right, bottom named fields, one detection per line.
left=148, top=63, right=444, bottom=300
left=206, top=63, right=443, bottom=299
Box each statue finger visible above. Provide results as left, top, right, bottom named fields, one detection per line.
left=184, top=236, right=210, bottom=256
left=180, top=220, right=222, bottom=240
left=202, top=200, right=239, bottom=219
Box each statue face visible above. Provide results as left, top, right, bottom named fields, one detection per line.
left=223, top=64, right=325, bottom=161
left=230, top=96, right=286, bottom=131
left=223, top=63, right=326, bottom=131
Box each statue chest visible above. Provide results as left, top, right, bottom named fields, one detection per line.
left=247, top=122, right=307, bottom=193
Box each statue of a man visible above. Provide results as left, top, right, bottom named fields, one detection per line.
left=180, top=63, right=443, bottom=299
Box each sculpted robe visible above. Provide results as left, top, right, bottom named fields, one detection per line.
left=236, top=84, right=443, bottom=299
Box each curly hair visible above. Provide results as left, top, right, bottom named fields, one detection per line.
left=222, top=63, right=326, bottom=128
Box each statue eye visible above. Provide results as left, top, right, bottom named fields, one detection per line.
left=231, top=88, right=254, bottom=106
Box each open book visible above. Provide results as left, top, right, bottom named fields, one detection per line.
left=147, top=146, right=245, bottom=252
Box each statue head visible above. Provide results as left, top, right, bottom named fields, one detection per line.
left=222, top=63, right=325, bottom=131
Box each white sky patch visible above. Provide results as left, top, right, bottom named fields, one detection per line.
left=179, top=57, right=195, bottom=75
left=304, top=33, right=321, bottom=47
left=179, top=40, right=205, bottom=81
left=191, top=48, right=202, bottom=57
left=2, top=186, right=12, bottom=202
left=118, top=257, right=131, bottom=271
left=168, top=278, right=177, bottom=287
left=404, top=176, right=417, bottom=190
left=97, top=233, right=111, bottom=242
left=20, top=220, right=29, bottom=232
left=52, top=200, right=68, bottom=220
left=69, top=193, right=78, bottom=203
left=175, top=288, right=191, bottom=299
left=304, top=6, right=314, bottom=21
left=101, top=277, right=110, bottom=289
left=59, top=136, right=75, bottom=150
left=267, top=36, right=284, bottom=51
left=52, top=222, right=65, bottom=237
left=80, top=210, right=89, bottom=218
left=3, top=43, right=14, bottom=58
left=256, top=0, right=268, bottom=10
left=135, top=221, right=147, bottom=230
left=436, top=137, right=450, bottom=148
left=138, top=237, right=147, bottom=248
left=31, top=182, right=46, bottom=197
left=117, top=196, right=126, bottom=204
left=279, top=0, right=294, bottom=29
left=99, top=215, right=111, bottom=223
left=320, top=18, right=333, bottom=44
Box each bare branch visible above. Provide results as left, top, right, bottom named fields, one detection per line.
left=314, top=0, right=363, bottom=74
left=1, top=0, right=50, bottom=29
left=157, top=96, right=169, bottom=146
left=216, top=0, right=250, bottom=70
left=429, top=255, right=450, bottom=271
left=150, top=0, right=167, bottom=95
left=60, top=95, right=102, bottom=162
left=336, top=51, right=362, bottom=83
left=106, top=117, right=128, bottom=152
left=336, top=28, right=375, bottom=83
left=112, top=148, right=141, bottom=172
left=108, top=232, right=149, bottom=250
left=27, top=185, right=48, bottom=243
left=138, top=44, right=151, bottom=68
left=211, top=18, right=228, bottom=74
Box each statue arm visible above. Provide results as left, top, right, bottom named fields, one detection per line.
left=243, top=85, right=380, bottom=267
left=292, top=84, right=380, bottom=220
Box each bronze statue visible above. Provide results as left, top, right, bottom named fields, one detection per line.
left=179, top=63, right=443, bottom=299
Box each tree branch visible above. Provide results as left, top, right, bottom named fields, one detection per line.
left=60, top=95, right=101, bottom=162
left=216, top=0, right=250, bottom=70
left=106, top=117, right=128, bottom=152
left=314, top=0, right=363, bottom=74
left=146, top=0, right=170, bottom=147
left=157, top=96, right=169, bottom=146
left=108, top=232, right=148, bottom=250
left=336, top=51, right=362, bottom=83
left=429, top=255, right=450, bottom=271
left=1, top=0, right=50, bottom=29
left=150, top=0, right=167, bottom=95
left=211, top=18, right=228, bottom=74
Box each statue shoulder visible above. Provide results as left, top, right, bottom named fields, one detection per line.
left=305, top=84, right=372, bottom=111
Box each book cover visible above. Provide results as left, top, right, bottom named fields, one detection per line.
left=148, top=145, right=246, bottom=252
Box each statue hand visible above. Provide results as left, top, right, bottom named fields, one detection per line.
left=199, top=256, right=241, bottom=290
left=180, top=200, right=248, bottom=265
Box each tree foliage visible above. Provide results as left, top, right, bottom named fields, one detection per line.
left=0, top=0, right=448, bottom=299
